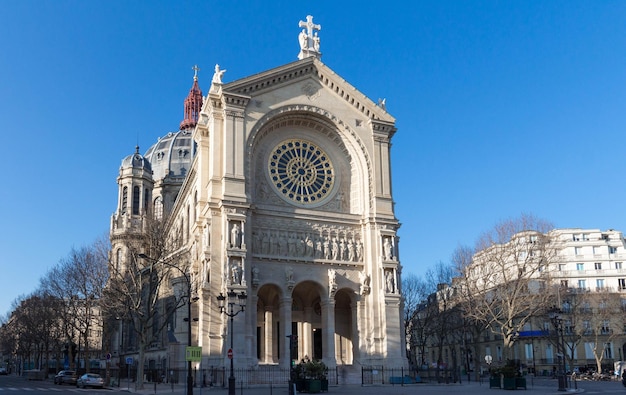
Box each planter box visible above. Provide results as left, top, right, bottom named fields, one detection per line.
left=307, top=379, right=321, bottom=393
left=503, top=377, right=516, bottom=390
left=489, top=377, right=501, bottom=388
left=515, top=377, right=527, bottom=389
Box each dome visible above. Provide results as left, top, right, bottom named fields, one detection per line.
left=144, top=130, right=195, bottom=181
left=121, top=147, right=152, bottom=172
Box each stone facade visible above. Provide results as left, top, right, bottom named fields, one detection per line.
left=110, top=16, right=406, bottom=377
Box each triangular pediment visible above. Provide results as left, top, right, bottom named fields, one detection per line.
left=222, top=57, right=394, bottom=123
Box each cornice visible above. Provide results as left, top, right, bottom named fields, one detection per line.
left=223, top=58, right=395, bottom=124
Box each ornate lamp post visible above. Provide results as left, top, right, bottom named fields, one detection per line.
left=549, top=308, right=567, bottom=391
left=138, top=254, right=197, bottom=395
left=217, top=290, right=247, bottom=395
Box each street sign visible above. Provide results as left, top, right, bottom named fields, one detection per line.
left=186, top=346, right=202, bottom=362
left=125, top=357, right=133, bottom=365
left=227, top=348, right=233, bottom=359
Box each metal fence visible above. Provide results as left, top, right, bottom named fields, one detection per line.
left=360, top=366, right=460, bottom=385
left=107, top=366, right=335, bottom=389
left=107, top=365, right=447, bottom=388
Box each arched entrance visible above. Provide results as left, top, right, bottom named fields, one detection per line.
left=255, top=278, right=358, bottom=367
left=291, top=281, right=326, bottom=362
left=334, top=289, right=355, bottom=365
left=256, top=284, right=282, bottom=364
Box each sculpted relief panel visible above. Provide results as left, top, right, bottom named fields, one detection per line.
left=251, top=220, right=363, bottom=264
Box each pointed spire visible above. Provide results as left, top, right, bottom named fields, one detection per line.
left=180, top=65, right=203, bottom=130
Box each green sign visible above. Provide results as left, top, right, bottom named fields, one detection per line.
left=186, top=346, right=202, bottom=362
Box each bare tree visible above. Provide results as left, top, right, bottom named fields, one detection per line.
left=104, top=217, right=190, bottom=389
left=456, top=214, right=558, bottom=361
left=401, top=273, right=429, bottom=368
left=423, top=262, right=455, bottom=369
left=40, top=239, right=109, bottom=372
left=451, top=244, right=489, bottom=381
left=577, top=289, right=624, bottom=373
left=402, top=262, right=456, bottom=372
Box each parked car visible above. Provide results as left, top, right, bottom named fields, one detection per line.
left=53, top=370, right=76, bottom=385
left=0, top=367, right=7, bottom=375
left=76, top=373, right=104, bottom=389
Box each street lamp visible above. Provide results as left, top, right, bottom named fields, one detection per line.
left=548, top=308, right=567, bottom=391
left=138, top=253, right=197, bottom=395
left=216, top=290, right=247, bottom=395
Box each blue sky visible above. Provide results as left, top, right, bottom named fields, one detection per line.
left=1, top=1, right=625, bottom=317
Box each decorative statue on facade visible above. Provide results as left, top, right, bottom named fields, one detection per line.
left=383, top=237, right=393, bottom=261
left=385, top=269, right=395, bottom=294
left=212, top=64, right=226, bottom=84
left=231, top=223, right=241, bottom=248
left=360, top=271, right=371, bottom=295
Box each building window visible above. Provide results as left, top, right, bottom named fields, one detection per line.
left=525, top=343, right=534, bottom=360
left=618, top=278, right=626, bottom=290
left=610, top=246, right=618, bottom=254
left=132, top=186, right=140, bottom=215
left=578, top=279, right=586, bottom=290
left=596, top=279, right=605, bottom=290
left=562, top=300, right=572, bottom=312
left=616, top=262, right=623, bottom=269
left=560, top=280, right=569, bottom=288
left=595, top=262, right=602, bottom=270
left=116, top=249, right=122, bottom=272
left=154, top=197, right=163, bottom=220
left=559, top=264, right=566, bottom=271
left=144, top=188, right=150, bottom=215
left=604, top=343, right=613, bottom=359
left=576, top=263, right=584, bottom=271
left=564, top=320, right=573, bottom=335
left=575, top=247, right=583, bottom=256
left=121, top=186, right=128, bottom=215
left=601, top=323, right=611, bottom=336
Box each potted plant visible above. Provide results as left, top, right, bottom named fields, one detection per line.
left=491, top=361, right=524, bottom=390
left=295, top=356, right=328, bottom=393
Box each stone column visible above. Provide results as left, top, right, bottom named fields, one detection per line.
left=280, top=297, right=293, bottom=368
left=264, top=307, right=274, bottom=363
left=322, top=300, right=336, bottom=367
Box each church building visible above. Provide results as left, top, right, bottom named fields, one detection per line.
left=110, top=15, right=405, bottom=380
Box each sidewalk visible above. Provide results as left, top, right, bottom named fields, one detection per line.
left=119, top=377, right=584, bottom=395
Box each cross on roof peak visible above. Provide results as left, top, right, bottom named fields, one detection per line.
left=298, top=15, right=322, bottom=60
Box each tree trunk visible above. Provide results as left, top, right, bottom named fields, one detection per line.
left=136, top=339, right=147, bottom=389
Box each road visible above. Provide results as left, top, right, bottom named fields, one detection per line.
left=1, top=374, right=626, bottom=395
left=0, top=373, right=114, bottom=394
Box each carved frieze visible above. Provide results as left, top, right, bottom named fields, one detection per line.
left=251, top=221, right=363, bottom=264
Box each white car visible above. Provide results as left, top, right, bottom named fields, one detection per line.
left=76, top=373, right=104, bottom=389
